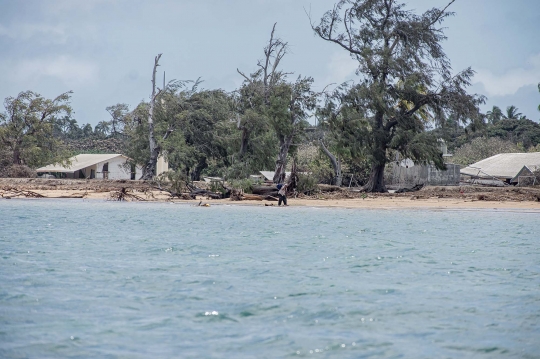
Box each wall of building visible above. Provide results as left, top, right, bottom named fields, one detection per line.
left=95, top=156, right=133, bottom=180
left=389, top=163, right=460, bottom=187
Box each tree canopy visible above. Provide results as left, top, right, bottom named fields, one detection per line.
left=0, top=91, right=72, bottom=168
left=312, top=0, right=483, bottom=191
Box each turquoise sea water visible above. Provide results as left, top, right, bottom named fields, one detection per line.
left=0, top=199, right=539, bottom=358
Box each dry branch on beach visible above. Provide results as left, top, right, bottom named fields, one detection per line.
left=109, top=187, right=147, bottom=201
left=1, top=187, right=46, bottom=198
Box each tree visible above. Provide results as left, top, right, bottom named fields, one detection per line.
left=537, top=82, right=540, bottom=114
left=486, top=106, right=503, bottom=124
left=238, top=24, right=318, bottom=183
left=157, top=86, right=232, bottom=181
left=503, top=105, right=524, bottom=120
left=319, top=138, right=343, bottom=186
left=0, top=90, right=72, bottom=168
left=123, top=78, right=232, bottom=181
left=106, top=103, right=129, bottom=136
left=452, top=137, right=520, bottom=166
left=487, top=118, right=540, bottom=149
left=312, top=0, right=483, bottom=192
left=141, top=53, right=163, bottom=180
left=94, top=121, right=111, bottom=138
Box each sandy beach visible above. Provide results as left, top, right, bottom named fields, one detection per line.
left=2, top=178, right=540, bottom=210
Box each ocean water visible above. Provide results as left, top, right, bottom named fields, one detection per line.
left=0, top=199, right=539, bottom=359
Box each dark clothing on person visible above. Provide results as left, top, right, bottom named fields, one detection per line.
left=278, top=183, right=287, bottom=206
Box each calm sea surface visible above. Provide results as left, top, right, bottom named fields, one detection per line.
left=0, top=199, right=539, bottom=358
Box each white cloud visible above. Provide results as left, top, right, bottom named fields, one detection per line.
left=13, top=56, right=99, bottom=87
left=474, top=53, right=540, bottom=97
left=324, top=51, right=358, bottom=85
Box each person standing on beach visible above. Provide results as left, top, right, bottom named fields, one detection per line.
left=277, top=183, right=288, bottom=206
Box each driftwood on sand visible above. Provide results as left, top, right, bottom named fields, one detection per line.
left=395, top=183, right=425, bottom=193
left=110, top=187, right=147, bottom=201
left=1, top=187, right=46, bottom=198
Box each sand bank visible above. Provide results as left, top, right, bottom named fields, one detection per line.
left=1, top=178, right=540, bottom=211
left=2, top=188, right=537, bottom=211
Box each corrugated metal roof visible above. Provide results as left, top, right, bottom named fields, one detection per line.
left=36, top=154, right=126, bottom=173
left=460, top=152, right=540, bottom=179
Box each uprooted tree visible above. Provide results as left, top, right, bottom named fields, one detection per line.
left=312, top=0, right=483, bottom=192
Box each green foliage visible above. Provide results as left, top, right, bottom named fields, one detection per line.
left=486, top=118, right=540, bottom=149
left=313, top=0, right=483, bottom=191
left=155, top=170, right=189, bottom=195
left=0, top=91, right=73, bottom=169
left=122, top=83, right=233, bottom=181
left=296, top=173, right=319, bottom=194
left=452, top=137, right=520, bottom=166
left=228, top=178, right=254, bottom=194
left=486, top=106, right=503, bottom=124
left=503, top=105, right=525, bottom=120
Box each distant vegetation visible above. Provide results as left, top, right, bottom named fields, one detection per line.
left=1, top=0, right=539, bottom=189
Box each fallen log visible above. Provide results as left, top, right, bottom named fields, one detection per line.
left=190, top=189, right=222, bottom=199
left=252, top=185, right=278, bottom=195
left=242, top=194, right=265, bottom=201
left=395, top=183, right=425, bottom=193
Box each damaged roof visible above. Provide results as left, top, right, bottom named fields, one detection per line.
left=460, top=152, right=540, bottom=179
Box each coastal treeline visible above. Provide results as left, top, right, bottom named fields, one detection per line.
left=1, top=0, right=540, bottom=191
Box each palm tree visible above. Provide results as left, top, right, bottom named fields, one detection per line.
left=504, top=105, right=523, bottom=120
left=486, top=106, right=503, bottom=124
left=93, top=122, right=110, bottom=138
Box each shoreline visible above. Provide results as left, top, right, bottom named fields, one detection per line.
left=1, top=178, right=540, bottom=211
left=3, top=188, right=540, bottom=211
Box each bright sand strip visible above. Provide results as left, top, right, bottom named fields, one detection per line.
left=20, top=189, right=540, bottom=211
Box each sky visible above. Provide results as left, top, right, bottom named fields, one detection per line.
left=1, top=0, right=539, bottom=126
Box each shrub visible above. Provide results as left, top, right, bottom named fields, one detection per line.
left=0, top=165, right=37, bottom=178
left=228, top=178, right=254, bottom=194
left=296, top=173, right=319, bottom=194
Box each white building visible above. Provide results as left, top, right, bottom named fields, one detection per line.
left=37, top=154, right=142, bottom=180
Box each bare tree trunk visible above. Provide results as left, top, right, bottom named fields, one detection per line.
left=239, top=127, right=249, bottom=158
left=363, top=132, right=388, bottom=192
left=141, top=53, right=162, bottom=180
left=273, top=135, right=293, bottom=183
left=12, top=146, right=22, bottom=165
left=191, top=158, right=208, bottom=181
left=319, top=139, right=342, bottom=186
left=363, top=162, right=387, bottom=192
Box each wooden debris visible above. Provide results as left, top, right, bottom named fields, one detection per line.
left=1, top=187, right=45, bottom=198
left=109, top=187, right=147, bottom=201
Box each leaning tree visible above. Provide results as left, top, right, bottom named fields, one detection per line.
left=312, top=0, right=484, bottom=192
left=0, top=90, right=72, bottom=168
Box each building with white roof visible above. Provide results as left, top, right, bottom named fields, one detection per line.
left=36, top=154, right=142, bottom=180
left=460, top=152, right=540, bottom=184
